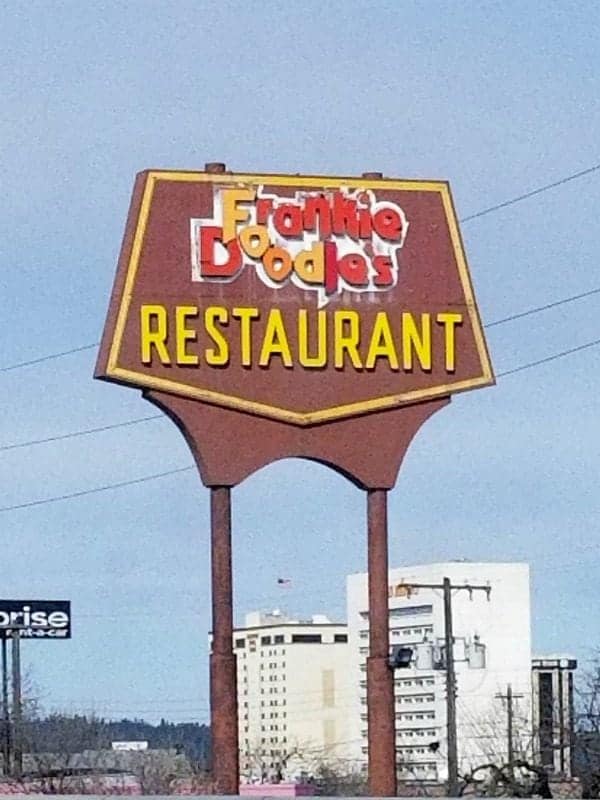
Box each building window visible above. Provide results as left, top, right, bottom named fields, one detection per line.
left=334, top=634, right=348, bottom=643
left=235, top=638, right=245, bottom=649
left=388, top=605, right=433, bottom=618
left=539, top=672, right=555, bottom=768
left=291, top=633, right=322, bottom=644
left=261, top=636, right=272, bottom=646
left=274, top=635, right=284, bottom=644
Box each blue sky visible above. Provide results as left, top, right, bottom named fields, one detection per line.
left=1, top=1, right=599, bottom=722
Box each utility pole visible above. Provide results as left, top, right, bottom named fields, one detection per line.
left=11, top=630, right=22, bottom=780
left=403, top=578, right=491, bottom=796
left=496, top=683, right=524, bottom=777
left=443, top=578, right=458, bottom=796
left=1, top=637, right=9, bottom=776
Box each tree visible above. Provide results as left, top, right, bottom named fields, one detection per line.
left=455, top=698, right=553, bottom=797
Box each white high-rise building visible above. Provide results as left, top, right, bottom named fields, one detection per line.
left=234, top=610, right=352, bottom=781
left=346, top=562, right=532, bottom=782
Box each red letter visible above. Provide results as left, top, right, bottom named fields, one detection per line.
left=372, top=255, right=394, bottom=287
left=303, top=196, right=332, bottom=239
left=256, top=199, right=273, bottom=225
left=358, top=207, right=373, bottom=239
left=199, top=226, right=243, bottom=278
left=324, top=241, right=339, bottom=295
left=338, top=253, right=368, bottom=287
left=273, top=203, right=303, bottom=238
left=372, top=207, right=402, bottom=241
left=332, top=192, right=359, bottom=238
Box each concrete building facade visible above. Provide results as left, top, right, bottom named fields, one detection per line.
left=346, top=562, right=533, bottom=782
left=233, top=610, right=351, bottom=782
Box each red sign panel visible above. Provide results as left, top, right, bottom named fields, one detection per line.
left=96, top=171, right=493, bottom=425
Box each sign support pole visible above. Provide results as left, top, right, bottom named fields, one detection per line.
left=209, top=486, right=239, bottom=794
left=366, top=489, right=396, bottom=797
left=1, top=638, right=9, bottom=776
left=10, top=631, right=21, bottom=780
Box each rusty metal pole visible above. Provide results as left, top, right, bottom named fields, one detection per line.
left=10, top=630, right=22, bottom=780
left=367, top=489, right=396, bottom=797
left=209, top=486, right=239, bottom=794
left=1, top=637, right=10, bottom=776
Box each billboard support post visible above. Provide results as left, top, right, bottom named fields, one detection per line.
left=1, top=638, right=9, bottom=776
left=366, top=490, right=396, bottom=796
left=10, top=631, right=21, bottom=780
left=209, top=486, right=239, bottom=793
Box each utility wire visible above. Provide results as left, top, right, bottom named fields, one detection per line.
left=0, top=342, right=98, bottom=373
left=1, top=335, right=600, bottom=455
left=0, top=466, right=194, bottom=513
left=459, top=161, right=600, bottom=223
left=485, top=286, right=600, bottom=328
left=0, top=414, right=163, bottom=453
left=2, top=286, right=599, bottom=454
left=496, top=338, right=600, bottom=377
left=1, top=160, right=599, bottom=375
left=0, top=335, right=599, bottom=513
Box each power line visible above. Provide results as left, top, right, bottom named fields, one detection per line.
left=496, top=338, right=600, bottom=377
left=0, top=335, right=597, bottom=514
left=0, top=466, right=194, bottom=513
left=0, top=343, right=98, bottom=373
left=0, top=414, right=163, bottom=453
left=485, top=286, right=600, bottom=328
left=459, top=161, right=600, bottom=223
left=0, top=287, right=600, bottom=452
left=3, top=328, right=599, bottom=455
left=1, top=160, right=599, bottom=375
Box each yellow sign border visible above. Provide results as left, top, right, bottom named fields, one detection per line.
left=105, top=170, right=494, bottom=426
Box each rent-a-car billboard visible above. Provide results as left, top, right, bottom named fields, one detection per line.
left=0, top=600, right=71, bottom=639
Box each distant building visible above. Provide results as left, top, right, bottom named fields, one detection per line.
left=111, top=741, right=149, bottom=751
left=532, top=655, right=577, bottom=778
left=346, top=562, right=533, bottom=782
left=232, top=610, right=351, bottom=781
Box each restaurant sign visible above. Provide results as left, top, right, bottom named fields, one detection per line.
left=95, top=170, right=493, bottom=425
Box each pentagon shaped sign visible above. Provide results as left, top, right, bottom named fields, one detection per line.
left=95, top=169, right=494, bottom=425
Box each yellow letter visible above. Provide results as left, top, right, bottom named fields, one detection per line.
left=334, top=310, right=362, bottom=369
left=436, top=312, right=462, bottom=372
left=294, top=243, right=325, bottom=285
left=140, top=305, right=171, bottom=365
left=239, top=225, right=270, bottom=260
left=232, top=307, right=260, bottom=366
left=205, top=306, right=229, bottom=366
left=298, top=309, right=327, bottom=368
left=175, top=306, right=199, bottom=365
left=365, top=311, right=399, bottom=370
left=222, top=187, right=256, bottom=242
left=259, top=309, right=293, bottom=367
left=402, top=313, right=431, bottom=371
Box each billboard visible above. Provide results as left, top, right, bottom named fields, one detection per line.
left=0, top=600, right=71, bottom=639
left=95, top=170, right=494, bottom=425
